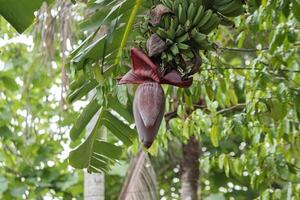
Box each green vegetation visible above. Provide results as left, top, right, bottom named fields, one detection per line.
left=1, top=0, right=300, bottom=199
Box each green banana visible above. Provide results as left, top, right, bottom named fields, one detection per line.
left=192, top=5, right=205, bottom=26
left=214, top=0, right=242, bottom=15
left=178, top=3, right=187, bottom=24
left=185, top=20, right=192, bottom=31
left=167, top=18, right=176, bottom=40
left=199, top=13, right=220, bottom=34
left=170, top=44, right=180, bottom=56
left=167, top=53, right=173, bottom=62
left=191, top=29, right=213, bottom=50
left=175, top=25, right=185, bottom=37
left=173, top=17, right=179, bottom=30
left=173, top=0, right=180, bottom=15
left=224, top=6, right=245, bottom=17
left=180, top=0, right=188, bottom=16
left=164, top=16, right=170, bottom=30
left=196, top=9, right=213, bottom=29
left=161, top=0, right=173, bottom=9
left=187, top=2, right=197, bottom=21
left=176, top=32, right=190, bottom=43
left=213, top=0, right=234, bottom=7
left=190, top=0, right=200, bottom=7
left=177, top=43, right=190, bottom=50
left=166, top=38, right=174, bottom=45
left=191, top=29, right=207, bottom=44
left=156, top=27, right=168, bottom=39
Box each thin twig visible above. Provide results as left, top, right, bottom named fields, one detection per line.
left=202, top=67, right=300, bottom=73
left=218, top=43, right=300, bottom=53
left=216, top=103, right=246, bottom=115
left=218, top=47, right=269, bottom=52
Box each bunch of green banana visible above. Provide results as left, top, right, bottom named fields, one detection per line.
left=155, top=0, right=220, bottom=52
left=212, top=0, right=245, bottom=17
left=144, top=0, right=244, bottom=74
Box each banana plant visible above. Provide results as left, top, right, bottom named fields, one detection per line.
left=67, top=0, right=145, bottom=172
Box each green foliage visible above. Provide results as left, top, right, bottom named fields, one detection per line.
left=1, top=0, right=300, bottom=199
left=0, top=9, right=82, bottom=199
left=67, top=0, right=142, bottom=173
left=154, top=0, right=300, bottom=198
left=0, top=0, right=53, bottom=33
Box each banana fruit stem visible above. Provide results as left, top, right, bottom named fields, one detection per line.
left=115, top=0, right=142, bottom=66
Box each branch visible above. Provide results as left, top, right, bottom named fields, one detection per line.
left=216, top=103, right=246, bottom=115
left=218, top=43, right=300, bottom=53
left=202, top=66, right=300, bottom=74
left=164, top=103, right=246, bottom=121
left=218, top=47, right=269, bottom=52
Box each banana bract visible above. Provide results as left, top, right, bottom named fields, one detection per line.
left=119, top=48, right=192, bottom=148
left=133, top=82, right=165, bottom=148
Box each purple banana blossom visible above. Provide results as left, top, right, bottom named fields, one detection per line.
left=118, top=48, right=193, bottom=148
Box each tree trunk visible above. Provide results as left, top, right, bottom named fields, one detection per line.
left=181, top=136, right=200, bottom=200
left=119, top=151, right=158, bottom=200
left=84, top=172, right=105, bottom=200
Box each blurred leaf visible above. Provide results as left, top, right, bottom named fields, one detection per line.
left=211, top=124, right=219, bottom=147
left=292, top=0, right=300, bottom=22
left=0, top=176, right=8, bottom=194
left=1, top=76, right=18, bottom=91
left=0, top=0, right=53, bottom=33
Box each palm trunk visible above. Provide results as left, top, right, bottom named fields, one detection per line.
left=119, top=151, right=158, bottom=200
left=181, top=136, right=200, bottom=200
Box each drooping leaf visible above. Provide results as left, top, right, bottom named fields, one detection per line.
left=69, top=96, right=101, bottom=141
left=0, top=0, right=53, bottom=33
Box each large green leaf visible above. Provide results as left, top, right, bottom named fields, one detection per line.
left=69, top=96, right=101, bottom=141
left=0, top=0, right=53, bottom=33
left=69, top=106, right=136, bottom=172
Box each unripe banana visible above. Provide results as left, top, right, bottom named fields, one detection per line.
left=196, top=9, right=213, bottom=29
left=164, top=16, right=170, bottom=30
left=191, top=29, right=207, bottom=44
left=214, top=0, right=242, bottom=15
left=187, top=2, right=197, bottom=21
left=176, top=32, right=190, bottom=43
left=156, top=27, right=168, bottom=39
left=192, top=5, right=205, bottom=26
left=184, top=20, right=192, bottom=31
left=172, top=0, right=180, bottom=14
left=213, top=0, right=234, bottom=7
left=175, top=25, right=185, bottom=37
left=167, top=18, right=176, bottom=40
left=161, top=0, right=173, bottom=9
left=180, top=0, right=188, bottom=16
left=177, top=43, right=190, bottom=50
left=199, top=13, right=220, bottom=34
left=224, top=6, right=245, bottom=17
left=170, top=43, right=180, bottom=55
left=178, top=4, right=187, bottom=24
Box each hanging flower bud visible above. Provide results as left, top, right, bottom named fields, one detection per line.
left=133, top=82, right=165, bottom=148
left=118, top=48, right=194, bottom=148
